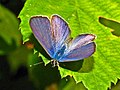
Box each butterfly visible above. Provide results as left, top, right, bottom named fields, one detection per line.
left=29, top=15, right=96, bottom=66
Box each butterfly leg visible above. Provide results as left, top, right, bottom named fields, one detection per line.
left=51, top=59, right=59, bottom=67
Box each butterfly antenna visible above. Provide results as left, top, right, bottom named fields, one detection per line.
left=29, top=62, right=43, bottom=67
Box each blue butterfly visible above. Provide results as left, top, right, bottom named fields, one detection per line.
left=30, top=15, right=96, bottom=65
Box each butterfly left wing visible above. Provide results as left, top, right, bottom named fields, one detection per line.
left=30, top=16, right=55, bottom=58
left=58, top=34, right=96, bottom=62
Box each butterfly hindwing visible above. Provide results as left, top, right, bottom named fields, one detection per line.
left=58, top=34, right=96, bottom=62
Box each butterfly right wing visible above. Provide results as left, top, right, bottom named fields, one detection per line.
left=59, top=34, right=96, bottom=62
left=30, top=16, right=55, bottom=58
left=51, top=15, right=71, bottom=53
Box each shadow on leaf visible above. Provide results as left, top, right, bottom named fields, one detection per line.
left=99, top=16, right=120, bottom=37
left=29, top=34, right=51, bottom=59
left=59, top=56, right=94, bottom=72
left=79, top=56, right=95, bottom=73
left=59, top=60, right=83, bottom=72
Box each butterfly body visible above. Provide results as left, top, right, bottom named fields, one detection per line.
left=53, top=44, right=66, bottom=60
left=30, top=15, right=96, bottom=63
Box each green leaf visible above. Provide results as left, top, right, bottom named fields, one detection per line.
left=0, top=5, right=21, bottom=55
left=19, top=0, right=120, bottom=90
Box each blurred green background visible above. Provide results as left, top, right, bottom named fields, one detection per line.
left=0, top=0, right=35, bottom=90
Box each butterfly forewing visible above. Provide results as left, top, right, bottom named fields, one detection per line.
left=30, top=16, right=55, bottom=58
left=51, top=15, right=71, bottom=52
